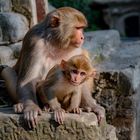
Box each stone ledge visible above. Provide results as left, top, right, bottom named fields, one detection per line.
left=0, top=107, right=117, bottom=140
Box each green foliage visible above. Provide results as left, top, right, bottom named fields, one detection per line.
left=48, top=0, right=101, bottom=31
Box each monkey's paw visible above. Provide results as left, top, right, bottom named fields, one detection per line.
left=67, top=107, right=82, bottom=114
left=13, top=102, right=24, bottom=113
left=54, top=109, right=65, bottom=124
left=93, top=105, right=105, bottom=125
left=82, top=106, right=92, bottom=112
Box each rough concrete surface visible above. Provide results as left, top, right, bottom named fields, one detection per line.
left=0, top=107, right=117, bottom=140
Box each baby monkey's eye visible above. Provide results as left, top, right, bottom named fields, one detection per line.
left=72, top=69, right=78, bottom=74
left=80, top=72, right=86, bottom=76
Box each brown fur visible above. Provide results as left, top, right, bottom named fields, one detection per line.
left=1, top=7, right=88, bottom=128
left=36, top=55, right=94, bottom=124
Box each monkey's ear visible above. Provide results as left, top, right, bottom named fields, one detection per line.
left=50, top=15, right=60, bottom=27
left=89, top=69, right=97, bottom=77
left=60, top=60, right=67, bottom=70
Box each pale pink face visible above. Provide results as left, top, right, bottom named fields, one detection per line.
left=70, top=69, right=87, bottom=86
left=70, top=26, right=85, bottom=48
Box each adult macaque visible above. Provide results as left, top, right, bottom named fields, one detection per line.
left=36, top=55, right=104, bottom=124
left=0, top=7, right=89, bottom=128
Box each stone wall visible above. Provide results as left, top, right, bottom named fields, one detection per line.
left=94, top=71, right=135, bottom=140
left=0, top=0, right=29, bottom=66
left=0, top=0, right=53, bottom=67
left=84, top=31, right=140, bottom=140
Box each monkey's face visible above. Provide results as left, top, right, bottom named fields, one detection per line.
left=70, top=26, right=85, bottom=48
left=69, top=69, right=87, bottom=86
left=45, top=7, right=87, bottom=49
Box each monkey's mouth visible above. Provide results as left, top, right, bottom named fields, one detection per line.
left=70, top=81, right=80, bottom=86
left=74, top=43, right=83, bottom=48
left=70, top=42, right=83, bottom=48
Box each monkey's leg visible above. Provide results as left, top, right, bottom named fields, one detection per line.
left=1, top=66, right=18, bottom=102
left=1, top=66, right=23, bottom=113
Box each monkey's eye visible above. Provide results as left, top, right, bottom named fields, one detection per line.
left=80, top=72, right=86, bottom=76
left=76, top=26, right=84, bottom=30
left=71, top=70, right=78, bottom=74
left=76, top=27, right=81, bottom=30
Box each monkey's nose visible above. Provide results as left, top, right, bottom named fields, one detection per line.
left=81, top=36, right=84, bottom=40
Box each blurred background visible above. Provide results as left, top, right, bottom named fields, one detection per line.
left=49, top=0, right=140, bottom=40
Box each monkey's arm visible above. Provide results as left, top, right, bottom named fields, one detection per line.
left=66, top=89, right=82, bottom=114
left=17, top=64, right=41, bottom=104
left=16, top=45, right=43, bottom=129
left=17, top=77, right=42, bottom=128
left=16, top=37, right=45, bottom=103
left=46, top=89, right=66, bottom=124
left=81, top=82, right=105, bottom=124
left=37, top=69, right=66, bottom=124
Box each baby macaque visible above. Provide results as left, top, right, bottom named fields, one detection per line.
left=36, top=55, right=105, bottom=124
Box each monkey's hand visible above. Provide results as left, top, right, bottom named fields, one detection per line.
left=92, top=105, right=105, bottom=125
left=13, top=102, right=24, bottom=113
left=54, top=109, right=65, bottom=124
left=23, top=101, right=42, bottom=129
left=82, top=106, right=92, bottom=113
left=67, top=107, right=82, bottom=114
